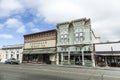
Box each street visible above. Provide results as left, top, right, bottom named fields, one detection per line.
left=0, top=64, right=120, bottom=80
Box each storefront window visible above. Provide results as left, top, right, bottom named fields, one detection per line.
left=64, top=56, right=68, bottom=60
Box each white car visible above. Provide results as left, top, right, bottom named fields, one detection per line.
left=5, top=58, right=20, bottom=64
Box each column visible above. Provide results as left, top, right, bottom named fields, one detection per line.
left=105, top=57, right=108, bottom=67
left=56, top=53, right=59, bottom=65
left=82, top=50, right=85, bottom=66
left=61, top=53, right=64, bottom=65
left=68, top=51, right=70, bottom=64
left=91, top=52, right=95, bottom=67
left=2, top=52, right=6, bottom=62
left=91, top=44, right=95, bottom=67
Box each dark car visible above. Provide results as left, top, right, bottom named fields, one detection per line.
left=5, top=58, right=20, bottom=64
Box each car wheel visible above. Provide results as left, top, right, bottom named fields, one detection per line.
left=11, top=62, right=13, bottom=64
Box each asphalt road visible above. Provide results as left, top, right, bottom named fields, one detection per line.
left=0, top=64, right=120, bottom=80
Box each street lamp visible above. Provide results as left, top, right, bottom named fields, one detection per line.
left=111, top=46, right=116, bottom=66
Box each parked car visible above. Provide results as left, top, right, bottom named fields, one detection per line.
left=5, top=58, right=20, bottom=64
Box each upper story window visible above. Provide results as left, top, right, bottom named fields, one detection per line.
left=80, top=36, right=84, bottom=41
left=61, top=35, right=64, bottom=38
left=75, top=33, right=79, bottom=37
left=60, top=35, right=64, bottom=42
left=6, top=51, right=8, bottom=53
left=17, top=51, right=19, bottom=53
left=11, top=51, right=13, bottom=53
left=75, top=32, right=84, bottom=42
left=64, top=34, right=68, bottom=42
left=60, top=34, right=68, bottom=43
left=80, top=32, right=83, bottom=36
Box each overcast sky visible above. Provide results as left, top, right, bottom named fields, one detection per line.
left=0, top=0, right=120, bottom=47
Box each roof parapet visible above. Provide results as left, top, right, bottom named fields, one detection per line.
left=57, top=18, right=91, bottom=27
left=71, top=18, right=86, bottom=23
left=57, top=22, right=69, bottom=27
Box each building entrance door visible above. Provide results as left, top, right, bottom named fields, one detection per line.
left=107, top=56, right=117, bottom=67
left=43, top=54, right=50, bottom=64
left=75, top=55, right=82, bottom=65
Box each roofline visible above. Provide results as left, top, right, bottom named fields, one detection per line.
left=2, top=44, right=24, bottom=49
left=3, top=44, right=24, bottom=47
left=71, top=18, right=87, bottom=23
left=94, top=41, right=120, bottom=44
left=91, top=29, right=100, bottom=39
left=56, top=22, right=69, bottom=27
left=57, top=18, right=90, bottom=27
left=24, top=29, right=56, bottom=36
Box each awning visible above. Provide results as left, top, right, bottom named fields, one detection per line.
left=23, top=48, right=56, bottom=54
left=23, top=49, right=32, bottom=54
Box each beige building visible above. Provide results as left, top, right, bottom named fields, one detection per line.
left=23, top=29, right=56, bottom=64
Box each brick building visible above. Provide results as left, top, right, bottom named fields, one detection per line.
left=23, top=30, right=56, bottom=64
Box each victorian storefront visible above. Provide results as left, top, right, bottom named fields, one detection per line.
left=23, top=30, right=56, bottom=64
left=56, top=18, right=100, bottom=67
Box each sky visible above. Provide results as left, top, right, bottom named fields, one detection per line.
left=0, top=0, right=120, bottom=47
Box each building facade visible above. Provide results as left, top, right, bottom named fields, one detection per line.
left=1, top=44, right=23, bottom=63
left=23, top=30, right=56, bottom=64
left=94, top=42, right=120, bottom=67
left=56, top=18, right=100, bottom=67
left=0, top=48, right=2, bottom=61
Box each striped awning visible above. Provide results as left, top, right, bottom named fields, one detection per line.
left=23, top=48, right=56, bottom=54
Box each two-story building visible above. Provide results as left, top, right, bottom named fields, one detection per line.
left=0, top=48, right=2, bottom=62
left=1, top=44, right=24, bottom=63
left=56, top=18, right=100, bottom=67
left=23, top=30, right=56, bottom=64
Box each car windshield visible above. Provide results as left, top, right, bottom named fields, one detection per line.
left=11, top=58, right=16, bottom=60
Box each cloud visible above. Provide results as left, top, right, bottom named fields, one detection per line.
left=0, top=0, right=24, bottom=17
left=31, top=28, right=40, bottom=33
left=4, top=18, right=26, bottom=33
left=0, top=24, right=3, bottom=30
left=5, top=18, right=22, bottom=28
left=0, top=34, right=13, bottom=39
left=32, top=0, right=120, bottom=42
left=26, top=22, right=40, bottom=33
left=26, top=22, right=36, bottom=28
left=16, top=26, right=26, bottom=33
left=0, top=0, right=120, bottom=42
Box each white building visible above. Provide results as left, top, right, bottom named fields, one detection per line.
left=56, top=18, right=100, bottom=67
left=1, top=44, right=24, bottom=63
left=95, top=42, right=120, bottom=67
left=0, top=48, right=2, bottom=62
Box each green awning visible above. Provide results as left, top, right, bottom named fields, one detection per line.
left=23, top=49, right=33, bottom=54
left=23, top=48, right=56, bottom=54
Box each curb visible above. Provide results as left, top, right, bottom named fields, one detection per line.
left=19, top=63, right=120, bottom=71
left=56, top=65, right=120, bottom=71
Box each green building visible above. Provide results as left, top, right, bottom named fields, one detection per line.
left=56, top=18, right=100, bottom=67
